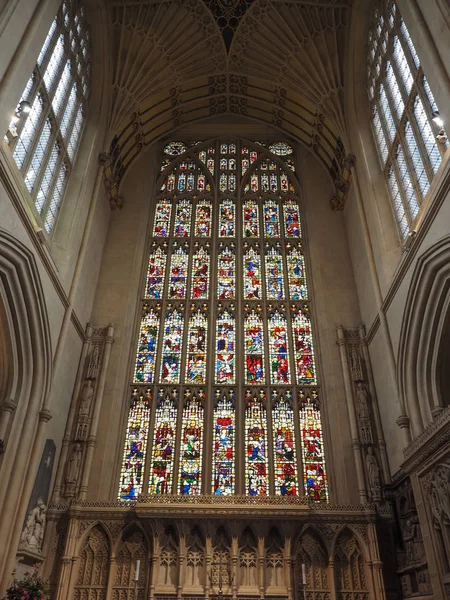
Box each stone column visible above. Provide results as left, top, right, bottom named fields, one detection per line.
left=231, top=535, right=238, bottom=600
left=205, top=537, right=212, bottom=600
left=284, top=538, right=293, bottom=600
left=79, top=324, right=115, bottom=499
left=148, top=538, right=159, bottom=600
left=177, top=537, right=185, bottom=600
left=55, top=517, right=80, bottom=600
left=337, top=326, right=368, bottom=504
left=258, top=535, right=265, bottom=600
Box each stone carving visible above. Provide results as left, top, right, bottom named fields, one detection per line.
left=79, top=381, right=94, bottom=416
left=365, top=446, right=381, bottom=502
left=20, top=497, right=47, bottom=553
left=355, top=382, right=373, bottom=444
left=424, top=462, right=450, bottom=568
left=350, top=347, right=363, bottom=382
left=87, top=344, right=101, bottom=379
left=402, top=517, right=423, bottom=564
left=65, top=443, right=82, bottom=497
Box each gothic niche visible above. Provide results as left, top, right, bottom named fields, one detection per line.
left=74, top=526, right=110, bottom=600
left=265, top=527, right=285, bottom=592
left=157, top=526, right=179, bottom=592
left=395, top=484, right=430, bottom=598
left=211, top=527, right=232, bottom=595
left=424, top=462, right=450, bottom=577
left=239, top=527, right=258, bottom=592
left=185, top=527, right=206, bottom=592
left=334, top=529, right=369, bottom=600
left=113, top=528, right=149, bottom=600
left=295, top=529, right=330, bottom=600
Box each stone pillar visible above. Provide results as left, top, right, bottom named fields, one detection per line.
left=231, top=536, right=238, bottom=600
left=177, top=536, right=185, bottom=600
left=148, top=538, right=159, bottom=600
left=258, top=535, right=265, bottom=600
left=79, top=324, right=115, bottom=499
left=205, top=537, right=212, bottom=600
left=337, top=326, right=368, bottom=503
left=284, top=538, right=293, bottom=600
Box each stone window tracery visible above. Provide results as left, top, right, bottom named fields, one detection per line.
left=118, top=139, right=328, bottom=502
left=367, top=1, right=448, bottom=240
left=6, top=0, right=90, bottom=234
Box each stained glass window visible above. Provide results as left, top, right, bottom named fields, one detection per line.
left=268, top=311, right=290, bottom=384
left=287, top=246, right=308, bottom=300
left=195, top=199, right=212, bottom=237
left=186, top=310, right=208, bottom=384
left=179, top=395, right=204, bottom=495
left=265, top=245, right=285, bottom=300
left=145, top=244, right=166, bottom=299
left=219, top=199, right=235, bottom=237
left=292, top=308, right=317, bottom=385
left=160, top=310, right=184, bottom=384
left=243, top=245, right=262, bottom=300
left=7, top=0, right=90, bottom=233
left=118, top=391, right=151, bottom=500
left=153, top=198, right=172, bottom=237
left=174, top=199, right=192, bottom=237
left=212, top=394, right=235, bottom=495
left=272, top=397, right=298, bottom=496
left=244, top=309, right=265, bottom=384
left=283, top=199, right=301, bottom=237
left=264, top=200, right=280, bottom=237
left=133, top=306, right=160, bottom=384
left=169, top=245, right=189, bottom=299
left=148, top=393, right=177, bottom=494
left=121, top=139, right=328, bottom=503
left=215, top=309, right=235, bottom=384
left=191, top=245, right=210, bottom=299
left=368, top=0, right=447, bottom=240
left=245, top=393, right=269, bottom=495
left=217, top=244, right=235, bottom=299
left=299, top=393, right=328, bottom=502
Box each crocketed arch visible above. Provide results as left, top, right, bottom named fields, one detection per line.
left=398, top=235, right=450, bottom=435
left=0, top=229, right=52, bottom=588
left=333, top=528, right=369, bottom=600
left=294, top=526, right=330, bottom=600
left=113, top=525, right=149, bottom=600
left=74, top=525, right=111, bottom=600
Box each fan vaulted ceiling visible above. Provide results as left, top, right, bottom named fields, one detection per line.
left=103, top=0, right=354, bottom=207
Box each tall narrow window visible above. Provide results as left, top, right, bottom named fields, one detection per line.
left=367, top=1, right=447, bottom=239
left=7, top=0, right=90, bottom=233
left=119, top=140, right=327, bottom=502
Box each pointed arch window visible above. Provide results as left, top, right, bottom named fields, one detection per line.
left=368, top=1, right=448, bottom=240
left=6, top=0, right=90, bottom=233
left=118, top=140, right=328, bottom=502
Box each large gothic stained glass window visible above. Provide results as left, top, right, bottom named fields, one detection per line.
left=367, top=1, right=448, bottom=240
left=119, top=140, right=328, bottom=501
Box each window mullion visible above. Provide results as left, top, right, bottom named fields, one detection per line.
left=39, top=142, right=66, bottom=223
left=18, top=93, right=49, bottom=176
left=29, top=118, right=59, bottom=205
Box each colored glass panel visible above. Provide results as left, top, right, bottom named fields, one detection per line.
left=243, top=199, right=259, bottom=237
left=217, top=245, right=235, bottom=299
left=187, top=172, right=195, bottom=192
left=242, top=158, right=249, bottom=175
left=220, top=143, right=228, bottom=154
left=133, top=307, right=160, bottom=383
left=164, top=141, right=187, bottom=155
left=268, top=312, right=290, bottom=384
left=212, top=396, right=235, bottom=495
left=178, top=172, right=186, bottom=192
left=287, top=247, right=308, bottom=300
left=270, top=173, right=278, bottom=192
left=215, top=310, right=235, bottom=384
left=264, top=200, right=280, bottom=237
left=280, top=173, right=289, bottom=192
left=269, top=142, right=293, bottom=155
left=229, top=173, right=236, bottom=192
left=220, top=158, right=227, bottom=170
left=186, top=311, right=208, bottom=384
left=229, top=158, right=236, bottom=170
left=145, top=246, right=166, bottom=299
left=229, top=143, right=236, bottom=154
left=284, top=199, right=301, bottom=237
left=207, top=158, right=215, bottom=174
left=245, top=396, right=269, bottom=495
left=299, top=396, right=328, bottom=502
left=243, top=246, right=261, bottom=300
left=174, top=199, right=192, bottom=237
left=148, top=395, right=177, bottom=494
left=273, top=398, right=298, bottom=496
left=244, top=311, right=265, bottom=384
left=265, top=246, right=285, bottom=299
left=195, top=200, right=212, bottom=236
left=261, top=173, right=269, bottom=192
left=160, top=310, right=184, bottom=384
left=219, top=199, right=235, bottom=237
left=292, top=309, right=317, bottom=384
left=169, top=246, right=189, bottom=299
left=191, top=246, right=210, bottom=299
left=250, top=173, right=258, bottom=192
left=197, top=174, right=206, bottom=192
left=167, top=174, right=175, bottom=192
left=179, top=397, right=204, bottom=495
left=220, top=173, right=227, bottom=192
left=153, top=198, right=172, bottom=237
left=119, top=392, right=151, bottom=500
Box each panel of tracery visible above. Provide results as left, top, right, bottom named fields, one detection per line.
left=334, top=531, right=369, bottom=600
left=119, top=139, right=327, bottom=500
left=74, top=527, right=110, bottom=600
left=113, top=531, right=148, bottom=600
left=367, top=0, right=448, bottom=239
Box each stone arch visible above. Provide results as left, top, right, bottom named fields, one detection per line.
left=156, top=524, right=179, bottom=591
left=238, top=526, right=258, bottom=590
left=265, top=526, right=285, bottom=591
left=398, top=235, right=450, bottom=434
left=333, top=528, right=369, bottom=600
left=113, top=524, right=150, bottom=600
left=0, top=229, right=52, bottom=588
left=185, top=525, right=206, bottom=591
left=294, top=525, right=331, bottom=600
left=74, top=525, right=111, bottom=600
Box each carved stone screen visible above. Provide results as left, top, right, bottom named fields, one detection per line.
left=118, top=139, right=328, bottom=502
